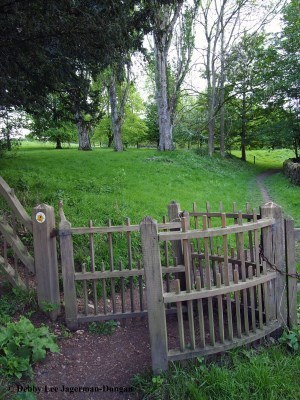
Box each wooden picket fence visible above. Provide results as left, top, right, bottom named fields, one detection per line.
left=0, top=176, right=298, bottom=373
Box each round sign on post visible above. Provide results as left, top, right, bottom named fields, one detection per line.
left=36, top=212, right=46, bottom=224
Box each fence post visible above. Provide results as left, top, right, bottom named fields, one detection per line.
left=59, top=214, right=78, bottom=330
left=32, top=204, right=60, bottom=321
left=284, top=217, right=297, bottom=328
left=140, top=217, right=168, bottom=373
left=261, top=202, right=287, bottom=326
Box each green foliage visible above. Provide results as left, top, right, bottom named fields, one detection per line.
left=0, top=287, right=37, bottom=326
left=88, top=320, right=118, bottom=335
left=132, top=345, right=300, bottom=400
left=279, top=327, right=300, bottom=352
left=40, top=301, right=60, bottom=314
left=0, top=317, right=59, bottom=379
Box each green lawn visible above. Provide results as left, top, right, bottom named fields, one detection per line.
left=1, top=144, right=266, bottom=226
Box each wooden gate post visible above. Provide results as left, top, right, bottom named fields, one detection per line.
left=284, top=217, right=297, bottom=328
left=59, top=213, right=78, bottom=330
left=140, top=217, right=168, bottom=373
left=261, top=202, right=287, bottom=325
left=32, top=204, right=60, bottom=321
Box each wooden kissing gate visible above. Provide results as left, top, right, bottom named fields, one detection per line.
left=0, top=177, right=298, bottom=373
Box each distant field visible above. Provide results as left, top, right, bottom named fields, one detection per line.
left=1, top=143, right=298, bottom=227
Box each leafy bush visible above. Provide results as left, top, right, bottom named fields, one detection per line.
left=0, top=317, right=59, bottom=379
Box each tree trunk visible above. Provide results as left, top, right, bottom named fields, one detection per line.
left=155, top=45, right=173, bottom=151
left=109, top=77, right=123, bottom=152
left=5, top=129, right=11, bottom=151
left=241, top=91, right=246, bottom=161
left=55, top=137, right=62, bottom=149
left=76, top=118, right=92, bottom=151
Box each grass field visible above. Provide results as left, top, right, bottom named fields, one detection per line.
left=1, top=144, right=266, bottom=226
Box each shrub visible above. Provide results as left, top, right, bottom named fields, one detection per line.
left=0, top=317, right=59, bottom=379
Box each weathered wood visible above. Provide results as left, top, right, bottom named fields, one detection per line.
left=137, top=260, right=144, bottom=311
left=163, top=272, right=276, bottom=303
left=216, top=273, right=225, bottom=343
left=0, top=177, right=33, bottom=232
left=196, top=276, right=205, bottom=348
left=238, top=212, right=249, bottom=335
left=74, top=265, right=186, bottom=280
left=33, top=204, right=60, bottom=321
left=175, top=279, right=185, bottom=352
left=108, top=219, right=116, bottom=314
left=168, top=321, right=281, bottom=361
left=168, top=201, right=185, bottom=289
left=126, top=217, right=135, bottom=312
left=261, top=202, right=286, bottom=325
left=159, top=218, right=275, bottom=241
left=59, top=215, right=78, bottom=329
left=294, top=228, right=300, bottom=240
left=89, top=220, right=98, bottom=315
left=221, top=214, right=233, bottom=340
left=0, top=217, right=35, bottom=273
left=248, top=266, right=256, bottom=332
left=234, top=269, right=242, bottom=338
left=189, top=212, right=258, bottom=220
left=0, top=255, right=26, bottom=288
left=82, top=263, right=89, bottom=315
left=285, top=217, right=297, bottom=328
left=67, top=221, right=182, bottom=235
left=140, top=217, right=168, bottom=373
left=101, top=262, right=107, bottom=315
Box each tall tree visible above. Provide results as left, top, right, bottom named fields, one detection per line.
left=148, top=0, right=198, bottom=150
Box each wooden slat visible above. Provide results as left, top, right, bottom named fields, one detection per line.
left=192, top=202, right=201, bottom=251
left=168, top=321, right=281, bottom=361
left=108, top=219, right=116, bottom=314
left=253, top=210, right=264, bottom=329
left=216, top=273, right=225, bottom=343
left=175, top=279, right=185, bottom=352
left=189, top=212, right=260, bottom=220
left=285, top=217, right=297, bottom=328
left=238, top=212, right=249, bottom=335
left=100, top=262, right=107, bottom=315
left=182, top=212, right=195, bottom=350
left=221, top=214, right=233, bottom=340
left=82, top=263, right=89, bottom=315
left=59, top=216, right=78, bottom=330
left=74, top=265, right=186, bottom=281
left=78, top=310, right=148, bottom=323
left=140, top=217, right=168, bottom=373
left=196, top=275, right=205, bottom=348
left=0, top=217, right=35, bottom=273
left=203, top=215, right=215, bottom=346
left=163, top=272, right=276, bottom=303
left=0, top=177, right=33, bottom=232
left=234, top=269, right=242, bottom=338
left=206, top=202, right=216, bottom=284
left=126, top=217, right=135, bottom=312
left=68, top=221, right=182, bottom=235
left=162, top=216, right=170, bottom=294
left=89, top=220, right=98, bottom=315
left=248, top=266, right=256, bottom=332
left=137, top=260, right=144, bottom=311
left=120, top=261, right=125, bottom=314
left=0, top=254, right=26, bottom=288
left=159, top=218, right=275, bottom=241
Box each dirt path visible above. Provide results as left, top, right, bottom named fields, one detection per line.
left=32, top=318, right=151, bottom=400
left=255, top=168, right=282, bottom=203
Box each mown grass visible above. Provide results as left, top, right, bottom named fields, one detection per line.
left=132, top=346, right=300, bottom=400
left=232, top=149, right=295, bottom=170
